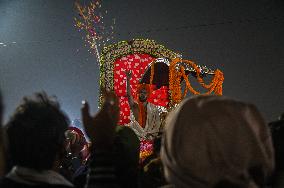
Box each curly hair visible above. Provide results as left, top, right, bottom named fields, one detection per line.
left=6, top=92, right=69, bottom=171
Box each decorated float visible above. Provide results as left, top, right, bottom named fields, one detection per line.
left=74, top=1, right=224, bottom=160
left=99, top=39, right=224, bottom=159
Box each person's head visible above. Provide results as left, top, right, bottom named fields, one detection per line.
left=161, top=95, right=274, bottom=188
left=138, top=88, right=148, bottom=102
left=65, top=127, right=88, bottom=161
left=6, top=92, right=69, bottom=171
left=137, top=84, right=150, bottom=103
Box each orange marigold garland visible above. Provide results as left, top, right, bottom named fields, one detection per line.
left=169, top=58, right=224, bottom=104
left=169, top=61, right=183, bottom=103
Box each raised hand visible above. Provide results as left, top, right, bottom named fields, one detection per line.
left=125, top=70, right=132, bottom=80
left=81, top=88, right=119, bottom=151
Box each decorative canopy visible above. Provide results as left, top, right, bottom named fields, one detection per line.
left=99, top=38, right=224, bottom=125
left=99, top=38, right=224, bottom=160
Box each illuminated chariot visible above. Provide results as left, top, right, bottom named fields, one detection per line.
left=99, top=39, right=224, bottom=159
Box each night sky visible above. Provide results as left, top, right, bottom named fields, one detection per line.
left=0, top=0, right=283, bottom=123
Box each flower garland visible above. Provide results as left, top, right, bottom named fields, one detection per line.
left=169, top=61, right=183, bottom=103
left=140, top=139, right=154, bottom=161
left=100, top=39, right=178, bottom=90
left=169, top=58, right=224, bottom=104
left=99, top=39, right=179, bottom=106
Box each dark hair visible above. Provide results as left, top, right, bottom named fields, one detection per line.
left=6, top=92, right=69, bottom=171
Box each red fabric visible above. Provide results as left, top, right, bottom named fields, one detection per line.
left=113, top=54, right=169, bottom=125
left=148, top=86, right=169, bottom=107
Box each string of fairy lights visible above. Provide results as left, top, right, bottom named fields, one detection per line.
left=0, top=15, right=283, bottom=48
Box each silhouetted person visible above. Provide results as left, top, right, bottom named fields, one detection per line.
left=81, top=88, right=120, bottom=188
left=125, top=70, right=168, bottom=140
left=269, top=113, right=284, bottom=188
left=61, top=127, right=89, bottom=183
left=0, top=92, right=73, bottom=188
left=161, top=96, right=274, bottom=188
left=141, top=135, right=166, bottom=188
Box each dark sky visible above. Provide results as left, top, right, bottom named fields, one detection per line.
left=0, top=0, right=283, bottom=123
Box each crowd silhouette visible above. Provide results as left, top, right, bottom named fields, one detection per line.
left=0, top=89, right=282, bottom=188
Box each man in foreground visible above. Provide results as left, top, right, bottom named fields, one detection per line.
left=0, top=92, right=73, bottom=188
